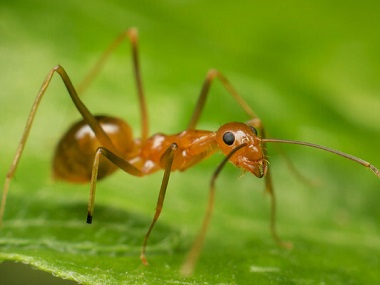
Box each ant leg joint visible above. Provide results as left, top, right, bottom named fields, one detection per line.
left=245, top=118, right=262, bottom=128
left=140, top=253, right=149, bottom=266
left=206, top=69, right=219, bottom=80
left=170, top=143, right=178, bottom=150
left=53, top=65, right=63, bottom=71
left=127, top=27, right=138, bottom=41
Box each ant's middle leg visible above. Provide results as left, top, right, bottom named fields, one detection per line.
left=140, top=143, right=178, bottom=265
left=87, top=144, right=179, bottom=265
left=86, top=146, right=143, bottom=224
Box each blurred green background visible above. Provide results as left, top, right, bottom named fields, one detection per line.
left=0, top=0, right=380, bottom=284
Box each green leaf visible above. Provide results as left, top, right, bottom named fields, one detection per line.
left=1, top=1, right=380, bottom=284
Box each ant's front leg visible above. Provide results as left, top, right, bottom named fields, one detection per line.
left=187, top=69, right=258, bottom=130
left=246, top=118, right=292, bottom=249
left=181, top=143, right=248, bottom=276
left=184, top=70, right=289, bottom=262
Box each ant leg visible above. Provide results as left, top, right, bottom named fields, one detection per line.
left=0, top=65, right=116, bottom=226
left=140, top=143, right=178, bottom=265
left=187, top=69, right=258, bottom=130
left=127, top=28, right=149, bottom=142
left=263, top=169, right=292, bottom=249
left=86, top=147, right=143, bottom=224
left=184, top=69, right=291, bottom=253
left=181, top=143, right=247, bottom=276
left=77, top=28, right=149, bottom=142
left=188, top=70, right=310, bottom=184
left=246, top=118, right=291, bottom=249
left=185, top=69, right=293, bottom=250
left=76, top=30, right=132, bottom=95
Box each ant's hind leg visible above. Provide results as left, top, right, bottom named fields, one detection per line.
left=0, top=65, right=116, bottom=226
left=77, top=28, right=149, bottom=142
left=76, top=29, right=133, bottom=95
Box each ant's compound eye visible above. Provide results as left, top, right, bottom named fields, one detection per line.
left=223, top=131, right=235, bottom=146
left=249, top=126, right=258, bottom=136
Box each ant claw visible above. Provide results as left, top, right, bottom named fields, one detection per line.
left=140, top=254, right=149, bottom=266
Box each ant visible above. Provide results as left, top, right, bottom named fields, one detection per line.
left=0, top=28, right=379, bottom=276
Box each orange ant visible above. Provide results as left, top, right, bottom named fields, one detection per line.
left=0, top=28, right=379, bottom=276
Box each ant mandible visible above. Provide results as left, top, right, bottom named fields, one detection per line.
left=0, top=28, right=379, bottom=276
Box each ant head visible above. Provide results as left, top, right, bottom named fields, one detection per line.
left=216, top=122, right=266, bottom=178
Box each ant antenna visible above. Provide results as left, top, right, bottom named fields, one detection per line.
left=262, top=138, right=380, bottom=178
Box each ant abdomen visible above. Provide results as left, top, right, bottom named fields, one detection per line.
left=53, top=115, right=136, bottom=183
